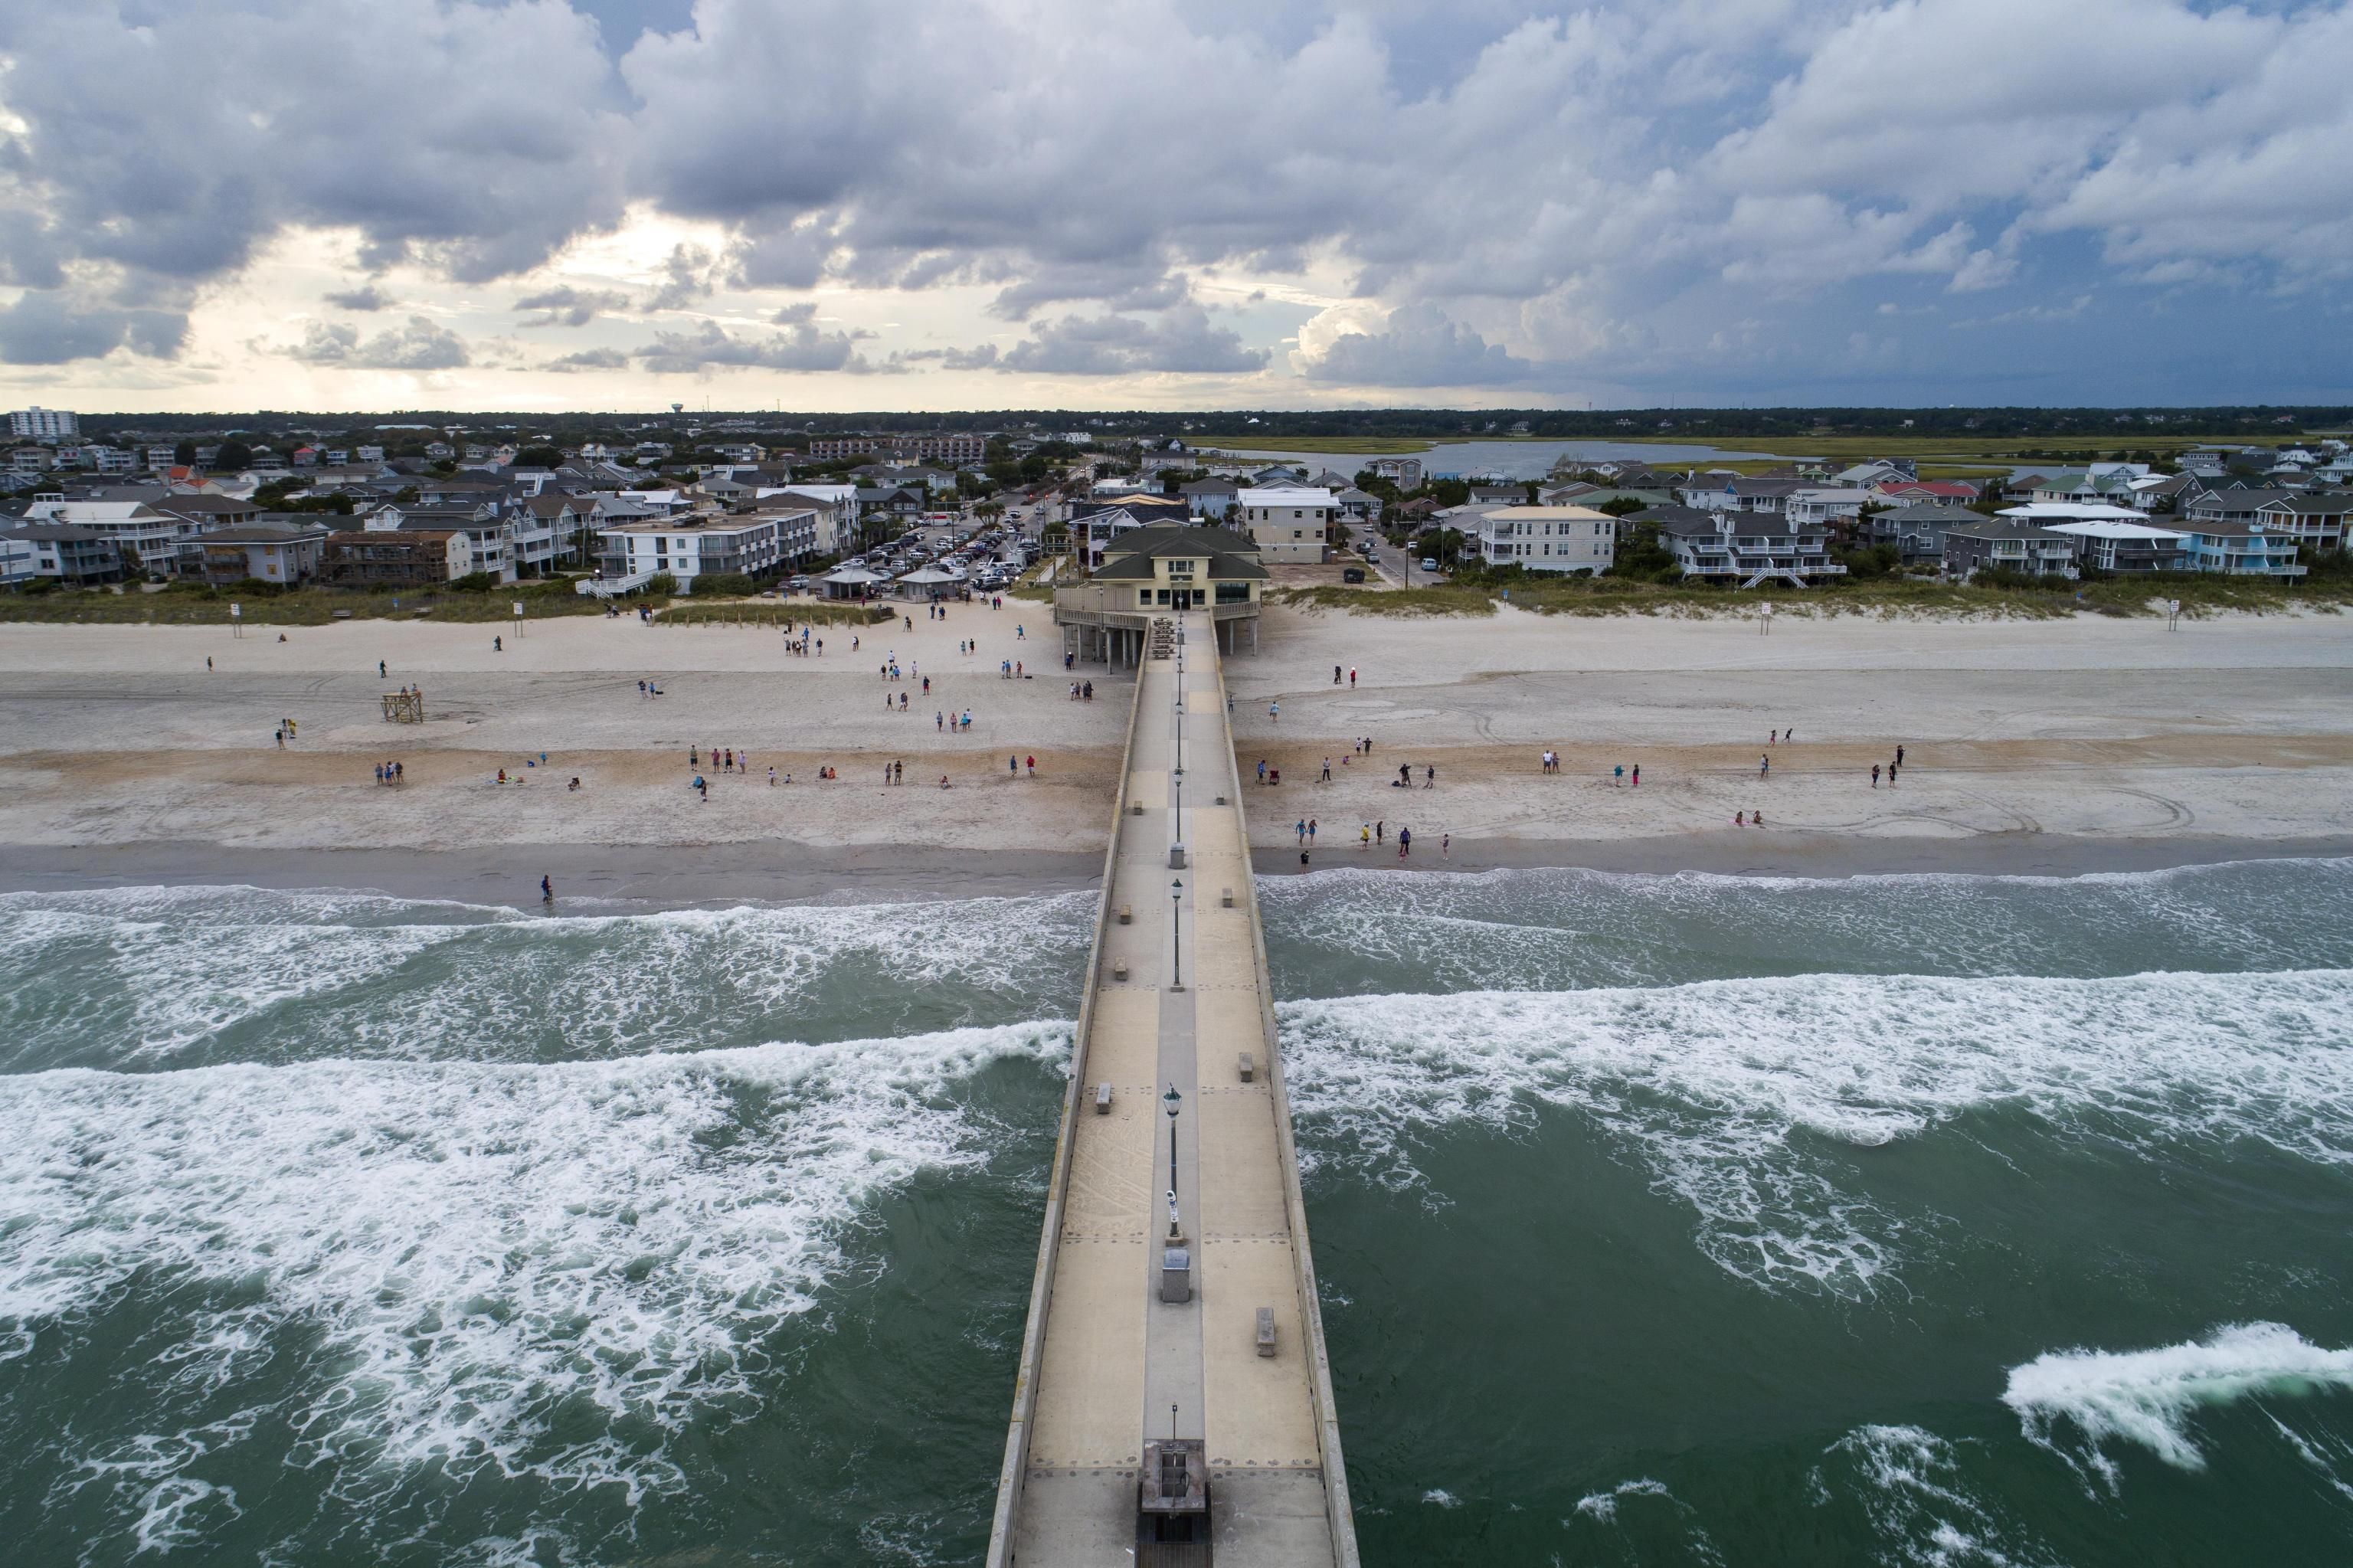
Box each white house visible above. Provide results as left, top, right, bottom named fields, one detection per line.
left=596, top=514, right=789, bottom=590
left=1473, top=506, right=1616, bottom=574
left=1235, top=484, right=1334, bottom=564
left=1784, top=488, right=1877, bottom=529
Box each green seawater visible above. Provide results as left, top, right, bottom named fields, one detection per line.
left=2, top=860, right=2351, bottom=1565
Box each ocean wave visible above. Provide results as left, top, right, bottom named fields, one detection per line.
left=0, top=885, right=1091, bottom=1071
left=1808, top=1426, right=2057, bottom=1567
left=0, top=1020, right=1069, bottom=1551
left=1259, top=858, right=2353, bottom=996
left=2003, top=1321, right=2353, bottom=1491
left=1280, top=968, right=2353, bottom=1291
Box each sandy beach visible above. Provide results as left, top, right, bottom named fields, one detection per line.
left=2, top=601, right=2348, bottom=897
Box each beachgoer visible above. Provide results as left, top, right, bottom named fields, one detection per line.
left=1334, top=665, right=1341, bottom=684
left=207, top=656, right=213, bottom=671
left=1614, top=764, right=1623, bottom=787
left=1871, top=763, right=1881, bottom=787
left=1360, top=823, right=1370, bottom=849
left=1631, top=765, right=1639, bottom=787
left=494, top=636, right=502, bottom=652
left=1760, top=754, right=1770, bottom=777
left=1441, top=833, right=1450, bottom=858
left=1376, top=820, right=1385, bottom=843
left=542, top=876, right=553, bottom=902
left=1425, top=765, right=1435, bottom=789
left=1896, top=745, right=1906, bottom=767
left=1296, top=820, right=1307, bottom=844
left=1735, top=810, right=1745, bottom=827
left=1321, top=758, right=1331, bottom=782
left=1026, top=755, right=1036, bottom=777
left=1350, top=667, right=1357, bottom=688
left=1258, top=760, right=1267, bottom=784
left=1269, top=702, right=1278, bottom=722
left=1307, top=818, right=1317, bottom=843
left=1752, top=809, right=1764, bottom=827
left=379, top=661, right=386, bottom=678
left=1399, top=827, right=1410, bottom=857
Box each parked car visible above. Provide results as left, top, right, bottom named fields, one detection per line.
left=1341, top=566, right=1366, bottom=583
left=1420, top=557, right=1438, bottom=571
left=787, top=574, right=810, bottom=591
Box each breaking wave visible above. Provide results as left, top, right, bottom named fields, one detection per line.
left=2003, top=1321, right=2353, bottom=1491
left=0, top=1020, right=1068, bottom=1553
left=1281, top=968, right=2353, bottom=1289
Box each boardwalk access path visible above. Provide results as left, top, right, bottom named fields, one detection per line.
left=988, top=608, right=1356, bottom=1566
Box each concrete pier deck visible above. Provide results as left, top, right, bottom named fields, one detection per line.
left=988, top=610, right=1356, bottom=1566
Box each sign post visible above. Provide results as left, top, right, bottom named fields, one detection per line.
left=512, top=600, right=525, bottom=638
left=1760, top=601, right=1773, bottom=637
left=229, top=602, right=242, bottom=639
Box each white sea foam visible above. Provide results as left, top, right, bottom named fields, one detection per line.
left=1262, top=859, right=2353, bottom=994
left=1571, top=1476, right=1671, bottom=1521
left=0, top=885, right=1091, bottom=1069
left=1281, top=968, right=2353, bottom=1290
left=1421, top=1488, right=1464, bottom=1507
left=0, top=1020, right=1069, bottom=1544
left=2002, top=1321, right=2353, bottom=1491
left=1809, top=1426, right=2055, bottom=1567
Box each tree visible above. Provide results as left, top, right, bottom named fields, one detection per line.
left=214, top=439, right=254, bottom=471
left=1596, top=496, right=1647, bottom=518
left=516, top=445, right=562, bottom=468
left=173, top=440, right=197, bottom=466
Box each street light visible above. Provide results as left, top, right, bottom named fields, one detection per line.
left=1163, top=1083, right=1183, bottom=1238
left=1170, top=877, right=1184, bottom=990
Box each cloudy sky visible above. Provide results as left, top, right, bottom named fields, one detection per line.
left=2, top=0, right=2348, bottom=414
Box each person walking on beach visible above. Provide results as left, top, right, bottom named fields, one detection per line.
left=1321, top=758, right=1332, bottom=782
left=541, top=875, right=553, bottom=904
left=1026, top=755, right=1036, bottom=777
left=1441, top=832, right=1450, bottom=859
left=1297, top=819, right=1307, bottom=845
left=1896, top=745, right=1906, bottom=768
left=1010, top=754, right=1018, bottom=776
left=1376, top=819, right=1385, bottom=843
left=1258, top=760, right=1268, bottom=784
left=1307, top=818, right=1317, bottom=845
left=1871, top=763, right=1881, bottom=788
left=494, top=636, right=502, bottom=652
left=1888, top=760, right=1900, bottom=786
left=1269, top=701, right=1279, bottom=722
left=1614, top=764, right=1623, bottom=787
left=1398, top=826, right=1410, bottom=858
left=1760, top=754, right=1770, bottom=777
left=1334, top=664, right=1341, bottom=684
left=379, top=660, right=387, bottom=679
left=1360, top=823, right=1371, bottom=849
left=1631, top=764, right=1639, bottom=787
left=1349, top=666, right=1357, bottom=688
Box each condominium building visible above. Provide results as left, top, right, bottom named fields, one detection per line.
left=1235, top=485, right=1335, bottom=564
left=1472, top=506, right=1616, bottom=574
left=596, top=514, right=790, bottom=589
left=8, top=407, right=78, bottom=440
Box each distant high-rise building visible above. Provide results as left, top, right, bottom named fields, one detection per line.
left=9, top=406, right=79, bottom=440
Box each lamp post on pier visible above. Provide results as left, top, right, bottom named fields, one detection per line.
left=1169, top=877, right=1183, bottom=990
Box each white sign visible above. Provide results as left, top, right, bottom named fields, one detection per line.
left=512, top=601, right=525, bottom=617
left=229, top=603, right=241, bottom=618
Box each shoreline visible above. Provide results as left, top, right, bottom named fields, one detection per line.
left=1255, top=831, right=2353, bottom=881
left=3, top=832, right=2345, bottom=907
left=0, top=840, right=1112, bottom=908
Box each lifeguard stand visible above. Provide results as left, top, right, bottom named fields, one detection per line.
left=381, top=691, right=425, bottom=724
